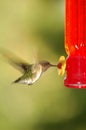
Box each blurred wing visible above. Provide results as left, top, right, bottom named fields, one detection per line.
left=32, top=48, right=39, bottom=64
left=0, top=48, right=31, bottom=73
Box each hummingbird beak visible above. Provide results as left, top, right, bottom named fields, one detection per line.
left=50, top=64, right=57, bottom=67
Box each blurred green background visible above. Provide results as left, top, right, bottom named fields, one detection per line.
left=0, top=0, right=86, bottom=130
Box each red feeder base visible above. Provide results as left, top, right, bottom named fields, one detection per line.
left=64, top=55, right=86, bottom=88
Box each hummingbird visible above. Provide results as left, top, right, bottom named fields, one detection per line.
left=0, top=48, right=57, bottom=85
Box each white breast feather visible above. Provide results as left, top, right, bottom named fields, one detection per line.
left=32, top=65, right=42, bottom=84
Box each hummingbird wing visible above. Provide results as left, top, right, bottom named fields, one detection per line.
left=0, top=48, right=31, bottom=73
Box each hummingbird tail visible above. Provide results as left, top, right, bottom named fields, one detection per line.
left=12, top=76, right=28, bottom=84
left=13, top=77, right=21, bottom=83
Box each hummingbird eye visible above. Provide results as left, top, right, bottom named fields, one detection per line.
left=40, top=61, right=50, bottom=65
left=45, top=62, right=50, bottom=65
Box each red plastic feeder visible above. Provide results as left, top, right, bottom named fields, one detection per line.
left=64, top=0, right=86, bottom=88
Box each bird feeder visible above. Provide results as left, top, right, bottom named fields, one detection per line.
left=64, top=0, right=86, bottom=88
